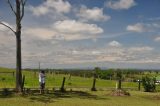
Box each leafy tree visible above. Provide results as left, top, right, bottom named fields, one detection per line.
left=142, top=76, right=156, bottom=92
left=94, top=67, right=101, bottom=78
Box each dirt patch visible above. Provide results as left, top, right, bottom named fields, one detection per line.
left=110, top=89, right=130, bottom=96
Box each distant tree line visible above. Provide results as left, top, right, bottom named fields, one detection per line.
left=24, top=68, right=160, bottom=82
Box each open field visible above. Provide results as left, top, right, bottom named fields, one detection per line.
left=1, top=67, right=160, bottom=106
left=0, top=90, right=160, bottom=106
left=0, top=68, right=140, bottom=89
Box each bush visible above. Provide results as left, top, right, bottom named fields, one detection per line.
left=142, top=76, right=156, bottom=92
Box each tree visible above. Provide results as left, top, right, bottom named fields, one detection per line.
left=116, top=70, right=122, bottom=89
left=0, top=0, right=26, bottom=92
left=142, top=76, right=156, bottom=92
left=94, top=67, right=101, bottom=78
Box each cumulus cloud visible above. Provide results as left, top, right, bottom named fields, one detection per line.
left=106, top=0, right=136, bottom=10
left=126, top=23, right=146, bottom=32
left=22, top=20, right=104, bottom=41
left=108, top=40, right=121, bottom=47
left=127, top=22, right=160, bottom=33
left=53, top=20, right=103, bottom=34
left=76, top=5, right=111, bottom=22
left=24, top=27, right=57, bottom=40
left=29, top=0, right=71, bottom=16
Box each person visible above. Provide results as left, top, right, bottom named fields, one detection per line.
left=39, top=70, right=45, bottom=94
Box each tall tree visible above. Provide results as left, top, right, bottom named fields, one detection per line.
left=0, top=0, right=26, bottom=92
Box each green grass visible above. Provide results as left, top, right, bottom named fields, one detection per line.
left=0, top=90, right=160, bottom=106
left=1, top=67, right=160, bottom=106
left=0, top=67, right=139, bottom=89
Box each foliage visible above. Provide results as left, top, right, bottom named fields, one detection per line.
left=142, top=76, right=156, bottom=92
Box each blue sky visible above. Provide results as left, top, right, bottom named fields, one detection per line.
left=0, top=0, right=160, bottom=69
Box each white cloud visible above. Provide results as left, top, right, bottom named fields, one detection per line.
left=106, top=0, right=136, bottom=10
left=127, top=22, right=160, bottom=33
left=126, top=23, right=146, bottom=32
left=29, top=0, right=71, bottom=16
left=128, top=46, right=153, bottom=52
left=77, top=5, right=111, bottom=22
left=52, top=20, right=103, bottom=34
left=0, top=21, right=14, bottom=32
left=22, top=20, right=103, bottom=41
left=46, top=0, right=71, bottom=13
left=91, top=51, right=101, bottom=55
left=154, top=37, right=160, bottom=42
left=24, top=28, right=57, bottom=40
left=108, top=40, right=121, bottom=47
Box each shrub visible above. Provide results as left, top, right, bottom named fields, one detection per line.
left=142, top=76, right=156, bottom=92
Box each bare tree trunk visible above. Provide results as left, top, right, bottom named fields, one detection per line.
left=0, top=0, right=26, bottom=93
left=16, top=35, right=22, bottom=92
left=15, top=0, right=22, bottom=92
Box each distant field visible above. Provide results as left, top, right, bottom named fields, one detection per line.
left=0, top=67, right=139, bottom=90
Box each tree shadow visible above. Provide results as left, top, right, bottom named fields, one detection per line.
left=0, top=90, right=14, bottom=98
left=23, top=90, right=108, bottom=104
left=0, top=89, right=108, bottom=104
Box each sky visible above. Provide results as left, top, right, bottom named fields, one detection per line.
left=0, top=0, right=160, bottom=69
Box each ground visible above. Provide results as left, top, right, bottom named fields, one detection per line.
left=0, top=90, right=160, bottom=106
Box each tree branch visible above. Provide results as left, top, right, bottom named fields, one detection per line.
left=0, top=22, right=16, bottom=35
left=20, top=0, right=27, bottom=21
left=7, top=0, right=17, bottom=16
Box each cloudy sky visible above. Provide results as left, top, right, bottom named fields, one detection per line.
left=0, top=0, right=160, bottom=69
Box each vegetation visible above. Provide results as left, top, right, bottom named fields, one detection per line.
left=142, top=76, right=156, bottom=92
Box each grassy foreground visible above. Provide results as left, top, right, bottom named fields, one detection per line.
left=0, top=67, right=160, bottom=106
left=0, top=90, right=160, bottom=106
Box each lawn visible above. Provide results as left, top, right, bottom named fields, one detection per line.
left=0, top=90, right=160, bottom=106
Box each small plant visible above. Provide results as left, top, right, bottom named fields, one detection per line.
left=142, top=76, right=156, bottom=92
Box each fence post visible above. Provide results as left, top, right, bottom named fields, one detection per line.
left=60, top=77, right=66, bottom=92
left=138, top=80, right=141, bottom=91
left=91, top=78, right=96, bottom=91
left=21, top=75, right=25, bottom=92
left=13, top=72, right=15, bottom=77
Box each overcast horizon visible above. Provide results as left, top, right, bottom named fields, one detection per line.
left=0, top=0, right=160, bottom=69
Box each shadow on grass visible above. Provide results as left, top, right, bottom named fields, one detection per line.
left=0, top=89, right=108, bottom=103
left=23, top=90, right=107, bottom=103
left=0, top=90, right=14, bottom=98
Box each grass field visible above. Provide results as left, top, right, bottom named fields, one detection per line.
left=0, top=90, right=160, bottom=106
left=0, top=67, right=160, bottom=106
left=0, top=68, right=139, bottom=89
